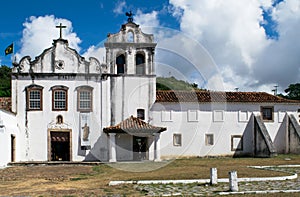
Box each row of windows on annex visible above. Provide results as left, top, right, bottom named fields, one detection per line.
left=26, top=85, right=93, bottom=112
left=172, top=133, right=243, bottom=151
left=116, top=53, right=147, bottom=75
left=160, top=107, right=277, bottom=123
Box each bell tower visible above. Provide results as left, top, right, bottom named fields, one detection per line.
left=104, top=13, right=157, bottom=125
left=104, top=14, right=156, bottom=75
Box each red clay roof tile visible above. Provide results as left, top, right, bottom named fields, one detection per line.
left=155, top=90, right=300, bottom=103
left=104, top=116, right=166, bottom=135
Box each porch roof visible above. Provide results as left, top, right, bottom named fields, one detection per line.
left=103, top=116, right=166, bottom=136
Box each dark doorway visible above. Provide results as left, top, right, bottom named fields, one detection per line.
left=50, top=132, right=70, bottom=161
left=133, top=136, right=147, bottom=161
left=11, top=135, right=15, bottom=162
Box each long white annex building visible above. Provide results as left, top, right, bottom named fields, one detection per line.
left=0, top=18, right=300, bottom=166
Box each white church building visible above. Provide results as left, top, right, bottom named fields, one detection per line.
left=0, top=19, right=300, bottom=166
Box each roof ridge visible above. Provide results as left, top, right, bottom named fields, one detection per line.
left=155, top=90, right=300, bottom=103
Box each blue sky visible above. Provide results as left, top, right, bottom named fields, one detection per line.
left=0, top=0, right=299, bottom=93
left=0, top=0, right=177, bottom=63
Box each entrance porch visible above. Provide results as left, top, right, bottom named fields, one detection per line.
left=104, top=116, right=166, bottom=162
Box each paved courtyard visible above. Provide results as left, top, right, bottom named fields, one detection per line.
left=134, top=167, right=300, bottom=196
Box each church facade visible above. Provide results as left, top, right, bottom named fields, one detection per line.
left=0, top=20, right=300, bottom=166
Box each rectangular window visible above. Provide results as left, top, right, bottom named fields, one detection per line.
left=238, top=111, right=249, bottom=122
left=29, top=90, right=41, bottom=110
left=188, top=110, right=198, bottom=122
left=26, top=85, right=43, bottom=111
left=173, top=134, right=182, bottom=146
left=231, top=135, right=243, bottom=151
left=137, top=109, right=145, bottom=120
left=261, top=106, right=274, bottom=121
left=52, top=88, right=68, bottom=111
left=213, top=110, right=224, bottom=122
left=54, top=91, right=66, bottom=109
left=77, top=87, right=93, bottom=112
left=79, top=91, right=92, bottom=111
left=161, top=110, right=172, bottom=122
left=205, top=134, right=214, bottom=146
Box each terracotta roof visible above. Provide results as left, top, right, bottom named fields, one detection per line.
left=103, top=116, right=166, bottom=136
left=156, top=90, right=300, bottom=103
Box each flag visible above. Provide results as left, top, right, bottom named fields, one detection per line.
left=5, top=43, right=13, bottom=55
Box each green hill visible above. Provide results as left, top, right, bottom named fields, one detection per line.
left=156, top=76, right=203, bottom=91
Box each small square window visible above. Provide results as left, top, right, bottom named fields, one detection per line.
left=188, top=110, right=198, bottom=122
left=205, top=134, right=214, bottom=146
left=261, top=106, right=274, bottom=121
left=231, top=135, right=243, bottom=151
left=238, top=111, right=248, bottom=122
left=173, top=134, right=182, bottom=146
left=213, top=110, right=224, bottom=122
left=162, top=110, right=172, bottom=122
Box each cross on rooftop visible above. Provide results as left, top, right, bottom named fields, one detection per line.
left=56, top=23, right=66, bottom=39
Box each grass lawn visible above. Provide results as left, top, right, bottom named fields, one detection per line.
left=0, top=155, right=300, bottom=196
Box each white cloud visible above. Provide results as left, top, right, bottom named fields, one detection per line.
left=132, top=10, right=225, bottom=90
left=113, top=1, right=126, bottom=15
left=168, top=0, right=300, bottom=93
left=82, top=45, right=106, bottom=63
left=134, top=10, right=160, bottom=30
left=16, top=15, right=81, bottom=60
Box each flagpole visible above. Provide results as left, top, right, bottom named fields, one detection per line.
left=12, top=42, right=15, bottom=63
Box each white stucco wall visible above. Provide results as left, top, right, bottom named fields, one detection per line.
left=13, top=77, right=109, bottom=162
left=0, top=110, right=18, bottom=166
left=151, top=102, right=299, bottom=159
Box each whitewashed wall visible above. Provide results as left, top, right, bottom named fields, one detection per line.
left=0, top=110, right=18, bottom=166
left=151, top=102, right=299, bottom=159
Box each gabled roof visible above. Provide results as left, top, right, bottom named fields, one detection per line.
left=155, top=90, right=300, bottom=103
left=103, top=116, right=166, bottom=136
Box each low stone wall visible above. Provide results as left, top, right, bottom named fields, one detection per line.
left=0, top=97, right=11, bottom=111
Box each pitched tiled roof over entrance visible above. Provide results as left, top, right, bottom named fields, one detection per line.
left=104, top=116, right=166, bottom=136
left=156, top=90, right=300, bottom=103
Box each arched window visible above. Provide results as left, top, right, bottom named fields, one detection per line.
left=136, top=53, right=145, bottom=75
left=127, top=31, right=134, bottom=42
left=57, top=115, right=63, bottom=124
left=116, top=54, right=125, bottom=74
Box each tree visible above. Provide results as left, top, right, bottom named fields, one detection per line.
left=284, top=83, right=300, bottom=100
left=0, top=65, right=11, bottom=97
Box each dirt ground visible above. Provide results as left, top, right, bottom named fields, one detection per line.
left=0, top=155, right=300, bottom=196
